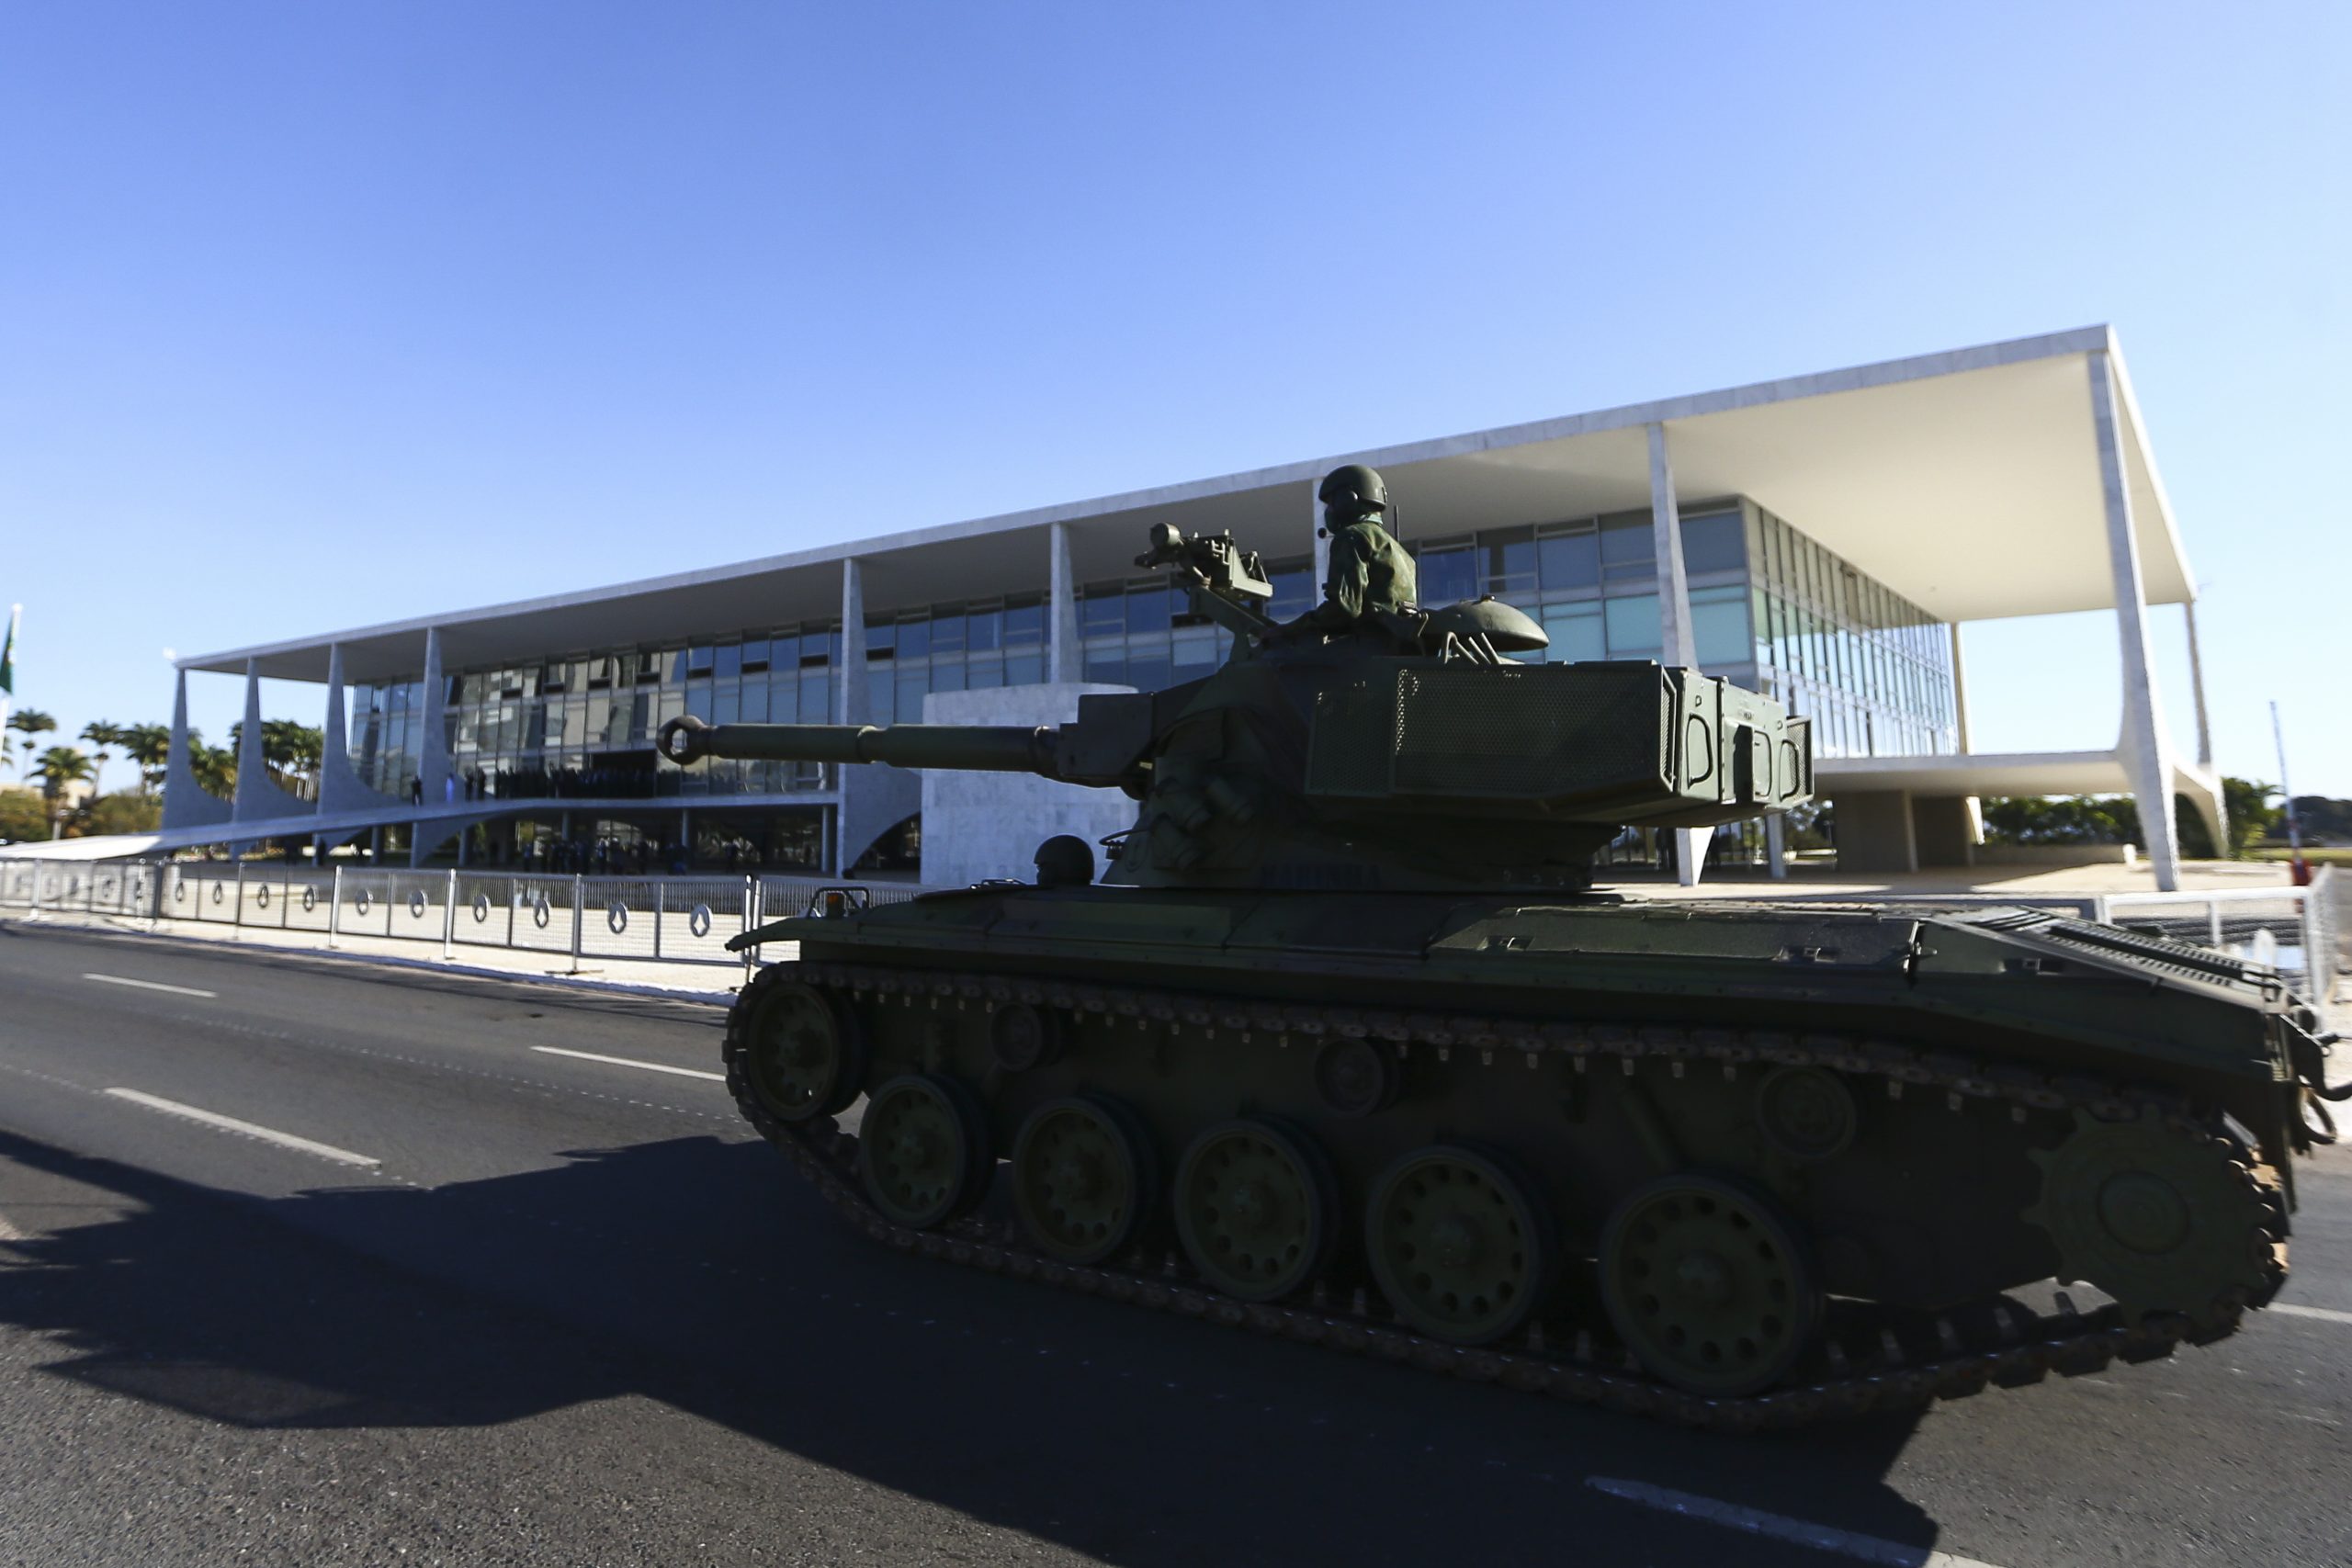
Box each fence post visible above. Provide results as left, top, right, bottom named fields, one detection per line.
left=742, top=873, right=759, bottom=985
left=329, top=865, right=343, bottom=949
left=443, top=867, right=458, bottom=961
left=505, top=875, right=517, bottom=949
left=2298, top=888, right=2319, bottom=1006
left=232, top=860, right=246, bottom=941
left=652, top=880, right=664, bottom=962
left=570, top=874, right=585, bottom=974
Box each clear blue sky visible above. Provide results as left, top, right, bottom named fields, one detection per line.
left=2, top=2, right=2344, bottom=797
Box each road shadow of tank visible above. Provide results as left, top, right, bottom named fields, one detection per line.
left=0, top=1123, right=1954, bottom=1567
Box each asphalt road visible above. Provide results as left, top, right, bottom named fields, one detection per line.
left=0, top=920, right=2346, bottom=1568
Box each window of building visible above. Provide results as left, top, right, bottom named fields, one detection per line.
left=1541, top=603, right=1605, bottom=662
left=1537, top=526, right=1600, bottom=593
left=1482, top=528, right=1536, bottom=596
left=1599, top=514, right=1656, bottom=581
left=1689, top=582, right=1750, bottom=666
left=1417, top=543, right=1476, bottom=606
left=1604, top=593, right=1662, bottom=659
left=1680, top=511, right=1744, bottom=575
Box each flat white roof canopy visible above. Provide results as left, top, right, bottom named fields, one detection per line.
left=188, top=324, right=2188, bottom=684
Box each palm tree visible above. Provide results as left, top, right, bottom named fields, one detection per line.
left=122, top=724, right=171, bottom=794
left=189, top=739, right=235, bottom=798
left=8, top=708, right=54, bottom=775
left=30, top=745, right=94, bottom=840
left=79, top=719, right=123, bottom=795
left=264, top=718, right=324, bottom=799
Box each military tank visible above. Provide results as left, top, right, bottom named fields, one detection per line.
left=657, top=513, right=2334, bottom=1428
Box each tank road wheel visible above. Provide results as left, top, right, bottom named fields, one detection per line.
left=2023, top=1115, right=2278, bottom=1331
left=857, top=1075, right=992, bottom=1229
left=730, top=976, right=865, bottom=1124
left=1174, top=1119, right=1338, bottom=1302
left=1012, top=1096, right=1158, bottom=1265
left=1753, top=1066, right=1859, bottom=1164
left=1600, top=1174, right=1822, bottom=1398
left=989, top=1003, right=1063, bottom=1073
left=1313, top=1039, right=1399, bottom=1117
left=1365, top=1145, right=1553, bottom=1345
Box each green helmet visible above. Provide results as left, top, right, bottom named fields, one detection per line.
left=1317, top=464, right=1389, bottom=516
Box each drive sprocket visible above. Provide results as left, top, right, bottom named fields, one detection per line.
left=2022, top=1114, right=2280, bottom=1331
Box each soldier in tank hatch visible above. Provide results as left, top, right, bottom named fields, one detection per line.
left=1267, top=463, right=1419, bottom=642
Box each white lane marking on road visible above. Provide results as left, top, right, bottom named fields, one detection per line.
left=529, top=1045, right=725, bottom=1082
left=102, top=1089, right=379, bottom=1168
left=2271, top=1302, right=2352, bottom=1326
left=84, top=972, right=217, bottom=999
left=1587, top=1477, right=2005, bottom=1568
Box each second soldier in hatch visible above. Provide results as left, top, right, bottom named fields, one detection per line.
left=1268, top=463, right=1419, bottom=642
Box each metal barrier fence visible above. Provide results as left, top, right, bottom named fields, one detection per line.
left=0, top=856, right=933, bottom=973
left=2095, top=879, right=2333, bottom=1005
left=0, top=854, right=2336, bottom=1003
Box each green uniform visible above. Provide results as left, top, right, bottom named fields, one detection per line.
left=1307, top=519, right=1418, bottom=627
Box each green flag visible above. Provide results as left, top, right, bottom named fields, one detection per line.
left=0, top=604, right=16, bottom=695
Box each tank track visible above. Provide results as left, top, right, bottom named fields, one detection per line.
left=735, top=959, right=2290, bottom=1431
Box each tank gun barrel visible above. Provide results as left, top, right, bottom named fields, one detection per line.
left=658, top=710, right=1149, bottom=788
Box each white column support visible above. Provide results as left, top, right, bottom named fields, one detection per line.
left=837, top=558, right=868, bottom=727
left=160, top=668, right=230, bottom=829
left=1647, top=422, right=1704, bottom=886
left=1948, top=623, right=1973, bottom=755
left=2183, top=599, right=2213, bottom=767
left=229, top=659, right=310, bottom=825
left=833, top=559, right=868, bottom=877
left=2087, top=349, right=2182, bottom=891
left=1048, top=523, right=1081, bottom=683
left=418, top=626, right=450, bottom=809
left=232, top=659, right=267, bottom=820
left=1763, top=813, right=1788, bottom=880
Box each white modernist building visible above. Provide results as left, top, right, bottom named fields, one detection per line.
left=120, top=324, right=2212, bottom=888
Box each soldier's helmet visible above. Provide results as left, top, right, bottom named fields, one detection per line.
left=1317, top=464, right=1389, bottom=520
left=1034, top=834, right=1096, bottom=888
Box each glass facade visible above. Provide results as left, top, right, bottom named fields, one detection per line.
left=352, top=623, right=843, bottom=800
left=348, top=498, right=1956, bottom=833
left=1744, top=505, right=1956, bottom=760
left=858, top=596, right=1049, bottom=726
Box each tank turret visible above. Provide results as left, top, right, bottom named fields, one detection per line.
left=660, top=523, right=1811, bottom=891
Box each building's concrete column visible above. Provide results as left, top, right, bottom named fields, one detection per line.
left=232, top=659, right=311, bottom=824
left=418, top=626, right=450, bottom=809
left=1912, top=795, right=1977, bottom=867
left=161, top=668, right=231, bottom=830
left=837, top=558, right=868, bottom=728
left=1831, top=791, right=1917, bottom=874
left=1945, top=622, right=1984, bottom=847
left=1948, top=623, right=1973, bottom=754
left=1647, top=422, right=1705, bottom=886
left=2184, top=600, right=2214, bottom=768
left=2087, top=350, right=2181, bottom=890
left=1048, top=524, right=1081, bottom=683
left=833, top=559, right=869, bottom=876
left=318, top=643, right=403, bottom=816
left=233, top=660, right=267, bottom=819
